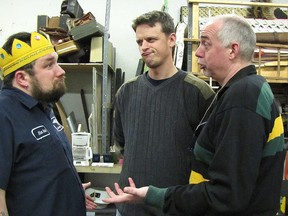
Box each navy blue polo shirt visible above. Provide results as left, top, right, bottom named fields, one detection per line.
left=0, top=87, right=86, bottom=216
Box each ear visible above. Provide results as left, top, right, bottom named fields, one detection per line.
left=229, top=42, right=240, bottom=60
left=14, top=70, right=29, bottom=89
left=169, top=33, right=177, bottom=48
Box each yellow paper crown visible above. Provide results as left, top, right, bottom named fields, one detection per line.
left=0, top=32, right=55, bottom=77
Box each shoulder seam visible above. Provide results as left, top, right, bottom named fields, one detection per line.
left=184, top=73, right=215, bottom=99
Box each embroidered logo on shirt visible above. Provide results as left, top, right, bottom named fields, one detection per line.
left=31, top=125, right=50, bottom=140
left=51, top=116, right=64, bottom=132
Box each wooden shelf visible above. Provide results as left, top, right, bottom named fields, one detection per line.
left=187, top=0, right=288, bottom=7
left=76, top=164, right=122, bottom=174
left=59, top=63, right=114, bottom=74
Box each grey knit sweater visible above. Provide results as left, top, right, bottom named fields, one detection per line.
left=113, top=70, right=214, bottom=216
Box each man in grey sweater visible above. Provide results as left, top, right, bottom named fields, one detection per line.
left=113, top=10, right=215, bottom=216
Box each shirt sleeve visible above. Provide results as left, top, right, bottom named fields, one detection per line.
left=144, top=186, right=167, bottom=210
left=0, top=114, right=14, bottom=190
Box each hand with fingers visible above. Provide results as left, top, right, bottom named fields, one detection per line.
left=82, top=182, right=97, bottom=210
left=103, top=177, right=148, bottom=204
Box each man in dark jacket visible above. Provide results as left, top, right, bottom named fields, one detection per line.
left=0, top=32, right=96, bottom=216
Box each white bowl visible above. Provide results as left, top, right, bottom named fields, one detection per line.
left=85, top=187, right=109, bottom=209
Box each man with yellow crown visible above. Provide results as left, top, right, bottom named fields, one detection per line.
left=0, top=32, right=96, bottom=216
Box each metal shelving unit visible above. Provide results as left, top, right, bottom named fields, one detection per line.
left=185, top=0, right=288, bottom=83
left=101, top=0, right=112, bottom=154
left=59, top=63, right=114, bottom=153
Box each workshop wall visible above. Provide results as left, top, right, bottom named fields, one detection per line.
left=0, top=0, right=286, bottom=81
left=0, top=0, right=187, bottom=81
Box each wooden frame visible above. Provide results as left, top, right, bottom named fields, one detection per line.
left=186, top=0, right=288, bottom=83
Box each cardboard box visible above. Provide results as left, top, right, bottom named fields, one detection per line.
left=59, top=14, right=71, bottom=31
left=37, top=15, right=50, bottom=32
left=70, top=20, right=104, bottom=41
left=90, top=37, right=115, bottom=70
left=49, top=16, right=60, bottom=28
left=55, top=40, right=80, bottom=56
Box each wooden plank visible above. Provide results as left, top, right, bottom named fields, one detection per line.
left=187, top=0, right=288, bottom=8
left=75, top=164, right=122, bottom=174
left=257, top=43, right=288, bottom=49
left=56, top=101, right=72, bottom=144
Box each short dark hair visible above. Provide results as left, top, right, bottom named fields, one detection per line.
left=132, top=10, right=175, bottom=36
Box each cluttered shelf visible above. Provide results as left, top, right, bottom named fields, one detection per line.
left=183, top=0, right=288, bottom=83
left=75, top=164, right=122, bottom=174
left=185, top=41, right=288, bottom=83
left=254, top=43, right=288, bottom=83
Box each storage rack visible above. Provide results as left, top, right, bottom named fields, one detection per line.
left=101, top=0, right=112, bottom=154
left=58, top=0, right=115, bottom=156
left=185, top=0, right=288, bottom=83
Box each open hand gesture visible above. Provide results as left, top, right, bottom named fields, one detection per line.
left=103, top=177, right=148, bottom=204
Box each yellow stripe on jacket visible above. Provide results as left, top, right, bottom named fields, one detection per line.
left=189, top=171, right=209, bottom=184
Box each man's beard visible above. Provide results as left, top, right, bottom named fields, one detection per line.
left=31, top=78, right=67, bottom=103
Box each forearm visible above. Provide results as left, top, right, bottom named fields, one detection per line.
left=0, top=189, right=8, bottom=216
left=144, top=184, right=208, bottom=215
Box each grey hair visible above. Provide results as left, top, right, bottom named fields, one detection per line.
left=214, top=14, right=256, bottom=61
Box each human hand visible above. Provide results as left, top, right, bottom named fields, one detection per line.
left=103, top=177, right=148, bottom=204
left=82, top=182, right=97, bottom=210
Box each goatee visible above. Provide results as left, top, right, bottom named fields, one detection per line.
left=32, top=81, right=67, bottom=103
